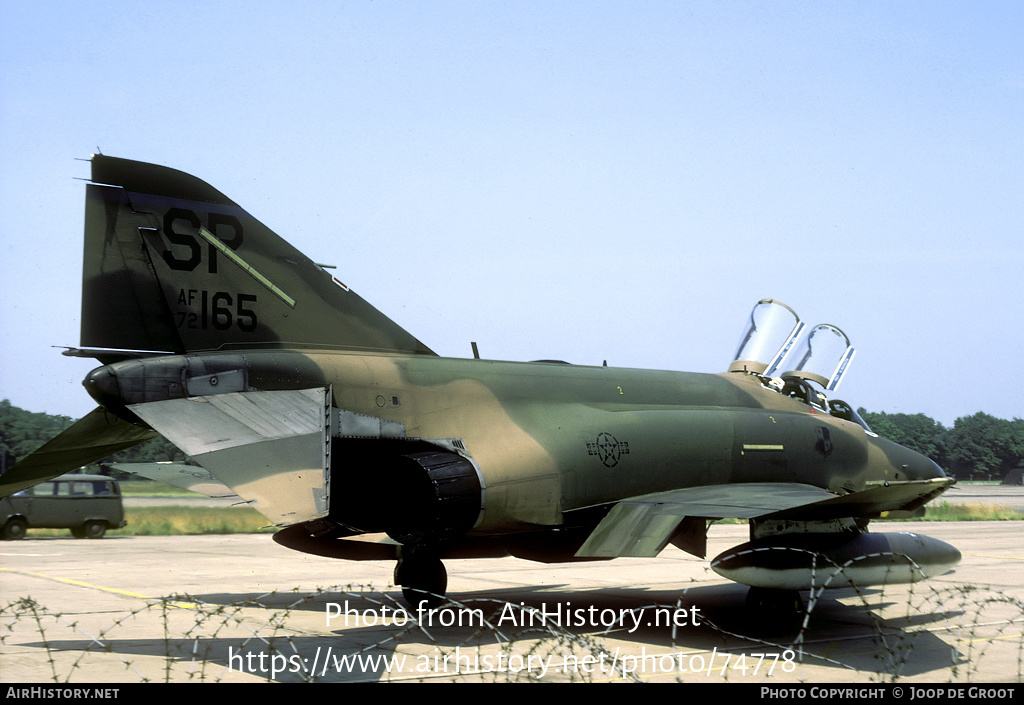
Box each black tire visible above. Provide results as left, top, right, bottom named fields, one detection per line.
left=745, top=587, right=805, bottom=634
left=394, top=549, right=447, bottom=609
left=746, top=586, right=804, bottom=613
left=2, top=518, right=28, bottom=541
left=81, top=520, right=107, bottom=539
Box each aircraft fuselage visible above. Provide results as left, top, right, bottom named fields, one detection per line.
left=84, top=349, right=945, bottom=535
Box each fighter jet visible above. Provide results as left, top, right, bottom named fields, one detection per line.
left=1, top=156, right=959, bottom=611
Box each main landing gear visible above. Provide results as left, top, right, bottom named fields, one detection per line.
left=745, top=586, right=804, bottom=614
left=745, top=587, right=806, bottom=633
left=394, top=546, right=447, bottom=609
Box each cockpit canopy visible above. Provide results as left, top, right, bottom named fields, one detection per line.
left=728, top=299, right=855, bottom=391
left=728, top=299, right=804, bottom=377
left=783, top=323, right=856, bottom=391
left=728, top=299, right=872, bottom=433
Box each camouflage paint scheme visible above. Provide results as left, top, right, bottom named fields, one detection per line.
left=0, top=156, right=958, bottom=605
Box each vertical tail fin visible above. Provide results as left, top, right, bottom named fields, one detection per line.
left=82, top=155, right=434, bottom=356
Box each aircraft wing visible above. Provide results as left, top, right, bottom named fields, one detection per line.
left=0, top=408, right=157, bottom=498
left=575, top=478, right=954, bottom=558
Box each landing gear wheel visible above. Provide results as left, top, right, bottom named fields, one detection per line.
left=2, top=518, right=27, bottom=540
left=395, top=548, right=447, bottom=609
left=746, top=587, right=804, bottom=613
left=745, top=587, right=804, bottom=632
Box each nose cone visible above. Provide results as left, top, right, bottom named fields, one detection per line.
left=902, top=450, right=948, bottom=482
left=870, top=434, right=948, bottom=482
left=924, top=456, right=947, bottom=480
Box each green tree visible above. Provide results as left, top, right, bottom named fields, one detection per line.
left=0, top=399, right=75, bottom=471
left=0, top=399, right=185, bottom=475
left=945, top=412, right=1024, bottom=479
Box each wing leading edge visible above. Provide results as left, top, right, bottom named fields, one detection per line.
left=0, top=408, right=158, bottom=498
left=574, top=478, right=954, bottom=559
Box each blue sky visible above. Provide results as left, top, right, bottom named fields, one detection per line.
left=1, top=1, right=1021, bottom=426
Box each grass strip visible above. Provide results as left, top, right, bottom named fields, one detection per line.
left=17, top=502, right=1023, bottom=539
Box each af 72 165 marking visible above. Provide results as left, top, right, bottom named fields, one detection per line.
left=175, top=289, right=258, bottom=332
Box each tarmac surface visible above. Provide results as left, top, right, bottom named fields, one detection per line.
left=2, top=516, right=1022, bottom=684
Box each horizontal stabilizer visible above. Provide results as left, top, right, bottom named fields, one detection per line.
left=575, top=479, right=954, bottom=558
left=128, top=388, right=332, bottom=525
left=107, top=461, right=237, bottom=498
left=0, top=408, right=157, bottom=499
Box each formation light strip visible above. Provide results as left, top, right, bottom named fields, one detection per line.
left=198, top=227, right=296, bottom=308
